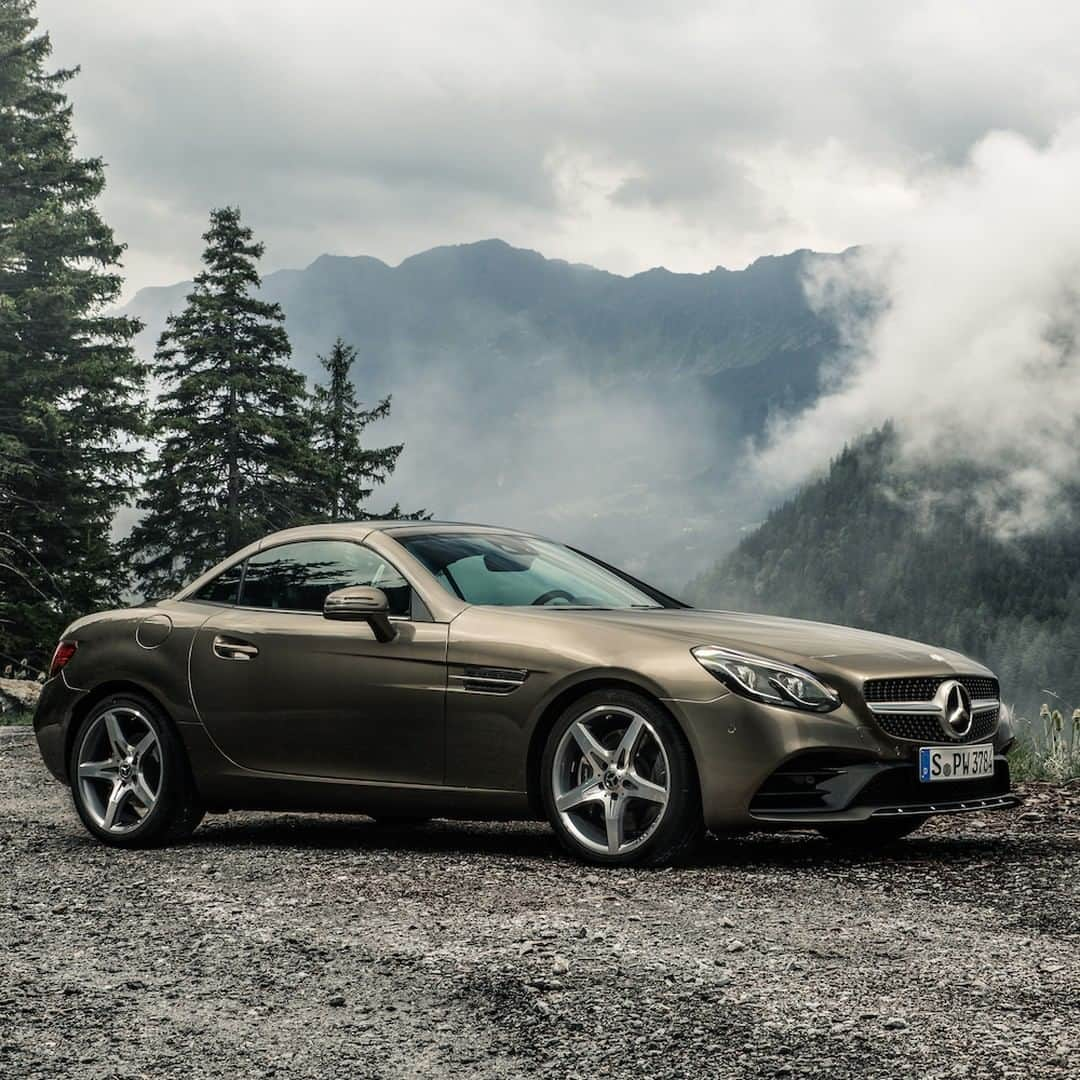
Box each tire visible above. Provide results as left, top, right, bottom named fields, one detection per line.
left=68, top=692, right=205, bottom=848
left=540, top=689, right=703, bottom=867
left=371, top=815, right=431, bottom=826
left=818, top=815, right=926, bottom=847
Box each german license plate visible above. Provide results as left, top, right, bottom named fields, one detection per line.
left=918, top=743, right=995, bottom=782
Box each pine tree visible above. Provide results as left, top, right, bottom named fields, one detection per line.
left=306, top=336, right=423, bottom=522
left=129, top=207, right=309, bottom=597
left=0, top=0, right=144, bottom=669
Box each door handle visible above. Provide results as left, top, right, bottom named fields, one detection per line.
left=213, top=635, right=259, bottom=661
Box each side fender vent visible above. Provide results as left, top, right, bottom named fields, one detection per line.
left=450, top=666, right=528, bottom=695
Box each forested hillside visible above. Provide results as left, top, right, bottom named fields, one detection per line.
left=688, top=427, right=1080, bottom=714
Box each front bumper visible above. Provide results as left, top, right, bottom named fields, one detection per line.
left=669, top=694, right=1018, bottom=830
left=747, top=754, right=1017, bottom=824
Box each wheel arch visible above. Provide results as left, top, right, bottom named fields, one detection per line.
left=64, top=680, right=177, bottom=784
left=524, top=675, right=700, bottom=817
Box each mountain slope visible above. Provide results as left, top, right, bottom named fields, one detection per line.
left=688, top=427, right=1080, bottom=713
left=122, top=240, right=849, bottom=584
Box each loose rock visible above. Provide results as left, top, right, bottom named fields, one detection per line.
left=1, top=739, right=1076, bottom=1079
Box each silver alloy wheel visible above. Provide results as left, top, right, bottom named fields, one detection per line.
left=76, top=707, right=163, bottom=835
left=551, top=704, right=671, bottom=856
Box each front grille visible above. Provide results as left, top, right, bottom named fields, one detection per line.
left=864, top=673, right=999, bottom=744
left=863, top=674, right=998, bottom=703
left=875, top=706, right=999, bottom=744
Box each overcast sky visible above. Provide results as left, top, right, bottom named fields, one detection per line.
left=38, top=0, right=1080, bottom=297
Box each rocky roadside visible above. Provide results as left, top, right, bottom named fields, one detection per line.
left=0, top=733, right=1077, bottom=1079
left=0, top=677, right=40, bottom=722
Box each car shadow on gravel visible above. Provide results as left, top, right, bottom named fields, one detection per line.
left=692, top=829, right=1029, bottom=866
left=191, top=815, right=567, bottom=860
left=183, top=812, right=1042, bottom=871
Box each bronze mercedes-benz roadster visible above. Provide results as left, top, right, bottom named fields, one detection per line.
left=34, top=521, right=1018, bottom=865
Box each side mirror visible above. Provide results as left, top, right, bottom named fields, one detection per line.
left=323, top=586, right=398, bottom=643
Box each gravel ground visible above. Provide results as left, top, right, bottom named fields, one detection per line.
left=2, top=727, right=1078, bottom=1080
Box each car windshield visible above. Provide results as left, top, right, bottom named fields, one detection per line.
left=398, top=533, right=665, bottom=609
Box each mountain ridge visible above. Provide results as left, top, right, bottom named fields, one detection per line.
left=121, top=238, right=850, bottom=584
left=123, top=238, right=849, bottom=384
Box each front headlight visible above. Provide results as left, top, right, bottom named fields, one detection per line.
left=691, top=646, right=840, bottom=712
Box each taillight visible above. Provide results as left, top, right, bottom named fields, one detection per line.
left=48, top=640, right=77, bottom=678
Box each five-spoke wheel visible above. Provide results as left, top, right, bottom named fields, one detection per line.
left=69, top=693, right=204, bottom=847
left=541, top=690, right=702, bottom=866
left=76, top=706, right=163, bottom=834
left=551, top=704, right=670, bottom=856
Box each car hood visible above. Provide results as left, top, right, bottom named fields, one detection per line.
left=513, top=607, right=990, bottom=679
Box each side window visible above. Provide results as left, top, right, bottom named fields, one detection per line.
left=238, top=541, right=413, bottom=617
left=193, top=560, right=244, bottom=605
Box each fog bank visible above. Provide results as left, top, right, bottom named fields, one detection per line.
left=750, top=126, right=1080, bottom=536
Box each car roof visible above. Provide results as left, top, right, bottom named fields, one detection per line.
left=255, top=520, right=540, bottom=546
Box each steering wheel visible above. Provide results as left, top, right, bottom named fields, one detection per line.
left=532, top=589, right=575, bottom=606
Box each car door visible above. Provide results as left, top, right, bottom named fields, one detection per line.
left=188, top=539, right=447, bottom=785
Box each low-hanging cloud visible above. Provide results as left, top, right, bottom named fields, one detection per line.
left=38, top=0, right=1080, bottom=297
left=372, top=350, right=743, bottom=593
left=750, top=124, right=1080, bottom=537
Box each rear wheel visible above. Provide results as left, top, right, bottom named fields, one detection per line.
left=69, top=693, right=204, bottom=848
left=818, top=815, right=926, bottom=847
left=540, top=690, right=703, bottom=867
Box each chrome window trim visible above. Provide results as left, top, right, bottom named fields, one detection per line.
left=219, top=605, right=436, bottom=625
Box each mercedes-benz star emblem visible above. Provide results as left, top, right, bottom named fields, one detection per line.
left=935, top=679, right=973, bottom=737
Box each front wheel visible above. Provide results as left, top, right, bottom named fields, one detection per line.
left=540, top=690, right=703, bottom=867
left=69, top=693, right=204, bottom=848
left=818, top=815, right=926, bottom=847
